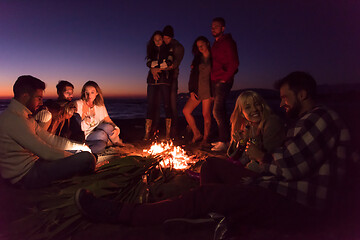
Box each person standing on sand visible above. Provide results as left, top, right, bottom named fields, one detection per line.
left=183, top=36, right=213, bottom=145
left=210, top=17, right=239, bottom=152
left=144, top=30, right=173, bottom=140
left=75, top=71, right=356, bottom=238
left=163, top=25, right=184, bottom=138
left=151, top=26, right=184, bottom=139
left=0, top=75, right=96, bottom=189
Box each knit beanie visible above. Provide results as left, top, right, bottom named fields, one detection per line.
left=163, top=25, right=174, bottom=38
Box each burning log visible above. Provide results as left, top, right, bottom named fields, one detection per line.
left=143, top=140, right=196, bottom=170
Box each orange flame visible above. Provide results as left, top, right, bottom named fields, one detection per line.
left=143, top=141, right=195, bottom=170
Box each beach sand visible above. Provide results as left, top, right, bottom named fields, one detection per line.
left=0, top=109, right=359, bottom=239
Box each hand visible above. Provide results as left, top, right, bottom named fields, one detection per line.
left=150, top=61, right=158, bottom=68
left=160, top=61, right=168, bottom=69
left=151, top=68, right=161, bottom=81
left=76, top=143, right=92, bottom=153
left=232, top=131, right=244, bottom=142
left=84, top=115, right=92, bottom=125
left=112, top=127, right=120, bottom=136
left=245, top=142, right=265, bottom=163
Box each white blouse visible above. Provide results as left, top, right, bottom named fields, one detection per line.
left=75, top=100, right=109, bottom=138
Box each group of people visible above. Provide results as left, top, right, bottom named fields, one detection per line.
left=0, top=16, right=357, bottom=238
left=0, top=76, right=125, bottom=188
left=34, top=80, right=124, bottom=154
left=145, top=17, right=239, bottom=152
left=74, top=71, right=357, bottom=236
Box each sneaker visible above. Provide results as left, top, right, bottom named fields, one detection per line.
left=211, top=141, right=221, bottom=146
left=75, top=188, right=121, bottom=223
left=213, top=217, right=229, bottom=240
left=211, top=142, right=227, bottom=152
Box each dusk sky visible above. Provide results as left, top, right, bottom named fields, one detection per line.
left=0, top=0, right=359, bottom=98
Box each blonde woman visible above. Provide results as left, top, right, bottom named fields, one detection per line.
left=227, top=90, right=285, bottom=172
left=75, top=81, right=123, bottom=154
left=200, top=90, right=285, bottom=184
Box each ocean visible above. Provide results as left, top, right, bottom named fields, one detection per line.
left=0, top=98, right=150, bottom=120
left=1, top=88, right=358, bottom=124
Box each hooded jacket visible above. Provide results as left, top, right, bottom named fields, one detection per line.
left=211, top=33, right=239, bottom=83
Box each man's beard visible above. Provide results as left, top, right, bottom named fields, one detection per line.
left=212, top=32, right=222, bottom=38
left=286, top=100, right=302, bottom=119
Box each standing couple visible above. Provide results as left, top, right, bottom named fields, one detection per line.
left=144, top=25, right=184, bottom=141
left=144, top=17, right=239, bottom=152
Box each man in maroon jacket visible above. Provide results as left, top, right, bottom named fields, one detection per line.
left=210, top=17, right=239, bottom=151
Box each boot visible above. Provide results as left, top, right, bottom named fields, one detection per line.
left=165, top=118, right=171, bottom=140
left=143, top=119, right=152, bottom=141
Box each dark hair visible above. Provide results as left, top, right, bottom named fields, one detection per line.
left=274, top=71, right=317, bottom=99
left=13, top=75, right=46, bottom=98
left=212, top=17, right=226, bottom=27
left=56, top=80, right=74, bottom=96
left=162, top=25, right=174, bottom=38
left=81, top=81, right=104, bottom=106
left=192, top=36, right=211, bottom=56
left=146, top=30, right=163, bottom=59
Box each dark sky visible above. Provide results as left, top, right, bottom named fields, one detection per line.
left=0, top=0, right=359, bottom=98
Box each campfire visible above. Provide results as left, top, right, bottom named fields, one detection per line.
left=143, top=141, right=196, bottom=170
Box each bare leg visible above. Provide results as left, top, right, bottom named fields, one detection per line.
left=182, top=95, right=202, bottom=142
left=202, top=98, right=213, bottom=143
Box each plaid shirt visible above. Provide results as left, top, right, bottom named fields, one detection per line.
left=256, top=105, right=352, bottom=209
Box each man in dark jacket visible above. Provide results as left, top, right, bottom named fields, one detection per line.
left=210, top=17, right=239, bottom=152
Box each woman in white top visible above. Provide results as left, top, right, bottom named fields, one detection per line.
left=75, top=81, right=123, bottom=153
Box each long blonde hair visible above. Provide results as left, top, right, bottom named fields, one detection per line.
left=230, top=90, right=273, bottom=141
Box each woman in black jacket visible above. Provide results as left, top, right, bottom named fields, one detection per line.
left=144, top=30, right=173, bottom=140
left=183, top=36, right=213, bottom=144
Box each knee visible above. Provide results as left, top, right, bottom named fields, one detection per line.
left=78, top=151, right=96, bottom=172
left=88, top=140, right=107, bottom=154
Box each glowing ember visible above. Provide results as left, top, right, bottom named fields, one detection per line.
left=143, top=141, right=195, bottom=170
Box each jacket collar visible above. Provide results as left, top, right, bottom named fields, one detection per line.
left=8, top=98, right=33, bottom=119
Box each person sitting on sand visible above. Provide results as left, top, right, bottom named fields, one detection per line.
left=144, top=30, right=173, bottom=140
left=227, top=90, right=284, bottom=170
left=0, top=75, right=96, bottom=189
left=183, top=36, right=213, bottom=145
left=35, top=80, right=84, bottom=142
left=74, top=72, right=355, bottom=235
left=199, top=90, right=285, bottom=184
left=75, top=80, right=124, bottom=154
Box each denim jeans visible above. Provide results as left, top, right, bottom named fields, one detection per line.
left=170, top=78, right=178, bottom=129
left=16, top=151, right=96, bottom=189
left=86, top=122, right=115, bottom=154
left=147, top=84, right=171, bottom=120
left=118, top=183, right=310, bottom=227
left=212, top=81, right=233, bottom=142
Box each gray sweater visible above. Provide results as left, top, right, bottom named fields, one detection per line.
left=0, top=99, right=84, bottom=183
